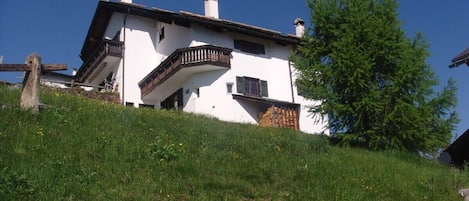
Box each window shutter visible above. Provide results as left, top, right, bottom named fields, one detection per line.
left=236, top=76, right=245, bottom=94
left=260, top=80, right=268, bottom=97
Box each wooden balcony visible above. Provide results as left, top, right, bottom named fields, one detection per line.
left=139, top=45, right=232, bottom=97
left=76, top=39, right=123, bottom=83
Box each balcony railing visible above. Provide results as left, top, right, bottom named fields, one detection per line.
left=139, top=45, right=232, bottom=97
left=76, top=39, right=123, bottom=83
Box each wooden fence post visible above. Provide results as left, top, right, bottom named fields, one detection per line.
left=0, top=53, right=67, bottom=113
left=20, top=53, right=41, bottom=112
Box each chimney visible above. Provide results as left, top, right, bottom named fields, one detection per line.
left=294, top=18, right=305, bottom=37
left=204, top=0, right=219, bottom=19
left=120, top=0, right=132, bottom=3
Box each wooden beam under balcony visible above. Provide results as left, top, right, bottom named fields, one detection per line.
left=139, top=45, right=232, bottom=97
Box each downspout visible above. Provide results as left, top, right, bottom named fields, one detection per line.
left=289, top=60, right=301, bottom=131
left=122, top=9, right=129, bottom=105
left=288, top=60, right=295, bottom=103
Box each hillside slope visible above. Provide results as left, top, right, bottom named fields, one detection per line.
left=0, top=86, right=467, bottom=200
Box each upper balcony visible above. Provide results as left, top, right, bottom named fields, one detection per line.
left=139, top=45, right=232, bottom=99
left=75, top=39, right=124, bottom=84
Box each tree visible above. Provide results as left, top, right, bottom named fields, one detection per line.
left=291, top=0, right=459, bottom=153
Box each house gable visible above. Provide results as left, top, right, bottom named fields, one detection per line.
left=78, top=1, right=299, bottom=64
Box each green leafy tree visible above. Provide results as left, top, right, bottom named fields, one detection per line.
left=291, top=0, right=458, bottom=153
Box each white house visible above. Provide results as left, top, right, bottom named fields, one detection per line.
left=75, top=0, right=328, bottom=134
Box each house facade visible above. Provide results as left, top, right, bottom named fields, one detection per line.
left=75, top=0, right=328, bottom=134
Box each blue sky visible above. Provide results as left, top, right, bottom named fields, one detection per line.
left=1, top=0, right=468, bottom=137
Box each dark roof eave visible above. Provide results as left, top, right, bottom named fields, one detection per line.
left=79, top=1, right=113, bottom=61
left=175, top=12, right=300, bottom=45
left=232, top=94, right=300, bottom=109
left=449, top=48, right=469, bottom=68
left=449, top=58, right=469, bottom=68
left=451, top=48, right=469, bottom=62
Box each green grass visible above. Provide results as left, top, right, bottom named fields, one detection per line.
left=0, top=85, right=468, bottom=200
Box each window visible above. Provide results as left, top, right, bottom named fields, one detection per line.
left=125, top=102, right=134, bottom=107
left=161, top=88, right=183, bottom=110
left=159, top=27, right=165, bottom=42
left=195, top=88, right=200, bottom=98
left=234, top=39, right=265, bottom=54
left=236, top=76, right=268, bottom=97
left=226, top=83, right=233, bottom=94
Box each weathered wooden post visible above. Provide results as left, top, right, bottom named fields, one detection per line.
left=20, top=53, right=41, bottom=112
left=0, top=53, right=67, bottom=113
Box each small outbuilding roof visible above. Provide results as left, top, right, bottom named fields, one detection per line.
left=441, top=129, right=469, bottom=167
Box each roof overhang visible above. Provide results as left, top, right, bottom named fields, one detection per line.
left=449, top=48, right=469, bottom=68
left=232, top=94, right=299, bottom=109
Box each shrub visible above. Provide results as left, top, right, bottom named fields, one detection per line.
left=145, top=135, right=184, bottom=162
left=0, top=166, right=35, bottom=200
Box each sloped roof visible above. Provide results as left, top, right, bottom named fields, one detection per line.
left=449, top=48, right=469, bottom=68
left=443, top=129, right=469, bottom=167
left=80, top=1, right=300, bottom=62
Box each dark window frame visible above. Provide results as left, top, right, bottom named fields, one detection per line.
left=139, top=104, right=154, bottom=108
left=236, top=76, right=268, bottom=97
left=161, top=88, right=183, bottom=110
left=234, top=39, right=265, bottom=55
left=226, top=82, right=233, bottom=94
left=159, top=26, right=165, bottom=42
left=195, top=88, right=200, bottom=98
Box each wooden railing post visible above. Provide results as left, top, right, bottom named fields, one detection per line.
left=20, top=53, right=41, bottom=112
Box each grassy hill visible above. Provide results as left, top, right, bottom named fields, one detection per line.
left=0, top=85, right=468, bottom=200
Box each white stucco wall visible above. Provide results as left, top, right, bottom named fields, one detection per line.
left=296, top=96, right=329, bottom=135
left=102, top=14, right=328, bottom=134
left=181, top=69, right=259, bottom=125
left=104, top=14, right=193, bottom=106
left=156, top=22, right=193, bottom=55
left=104, top=13, right=125, bottom=40
left=121, top=15, right=160, bottom=105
